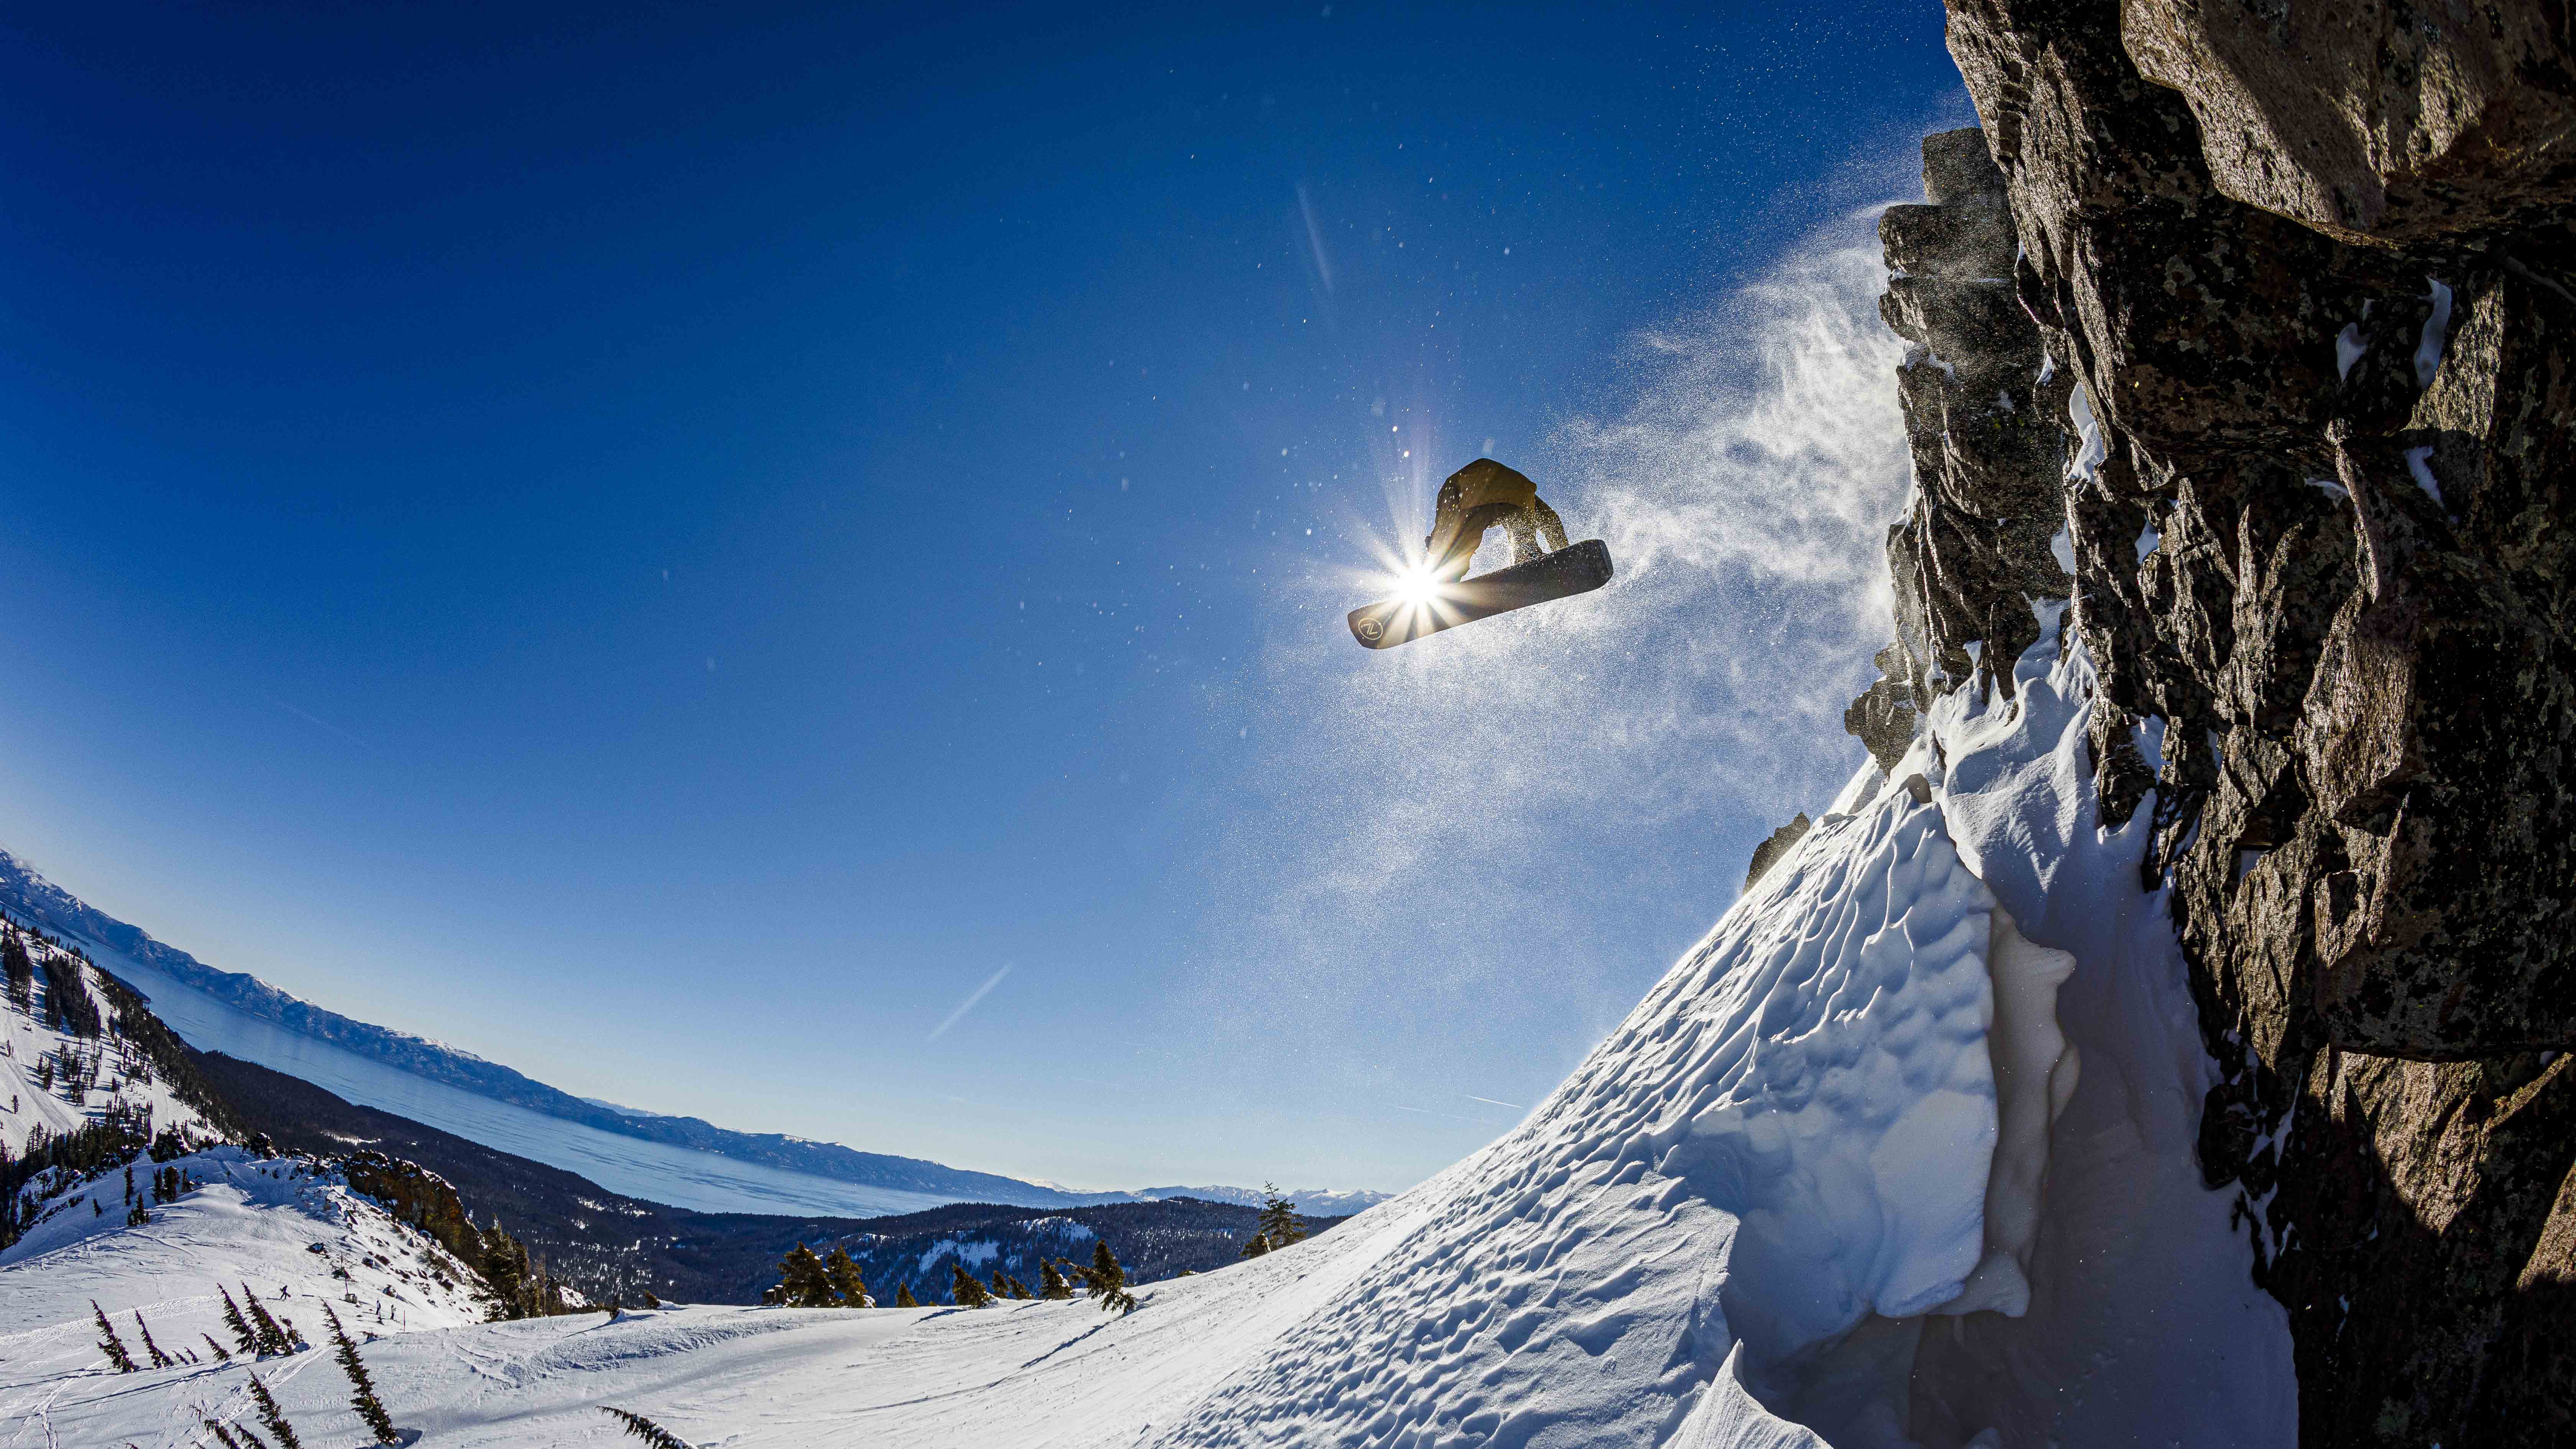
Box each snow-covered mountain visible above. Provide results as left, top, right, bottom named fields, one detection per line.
left=1128, top=1184, right=1391, bottom=1215
left=0, top=850, right=1380, bottom=1218
left=10, top=623, right=2292, bottom=1446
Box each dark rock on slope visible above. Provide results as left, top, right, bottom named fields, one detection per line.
left=1854, top=0, right=2576, bottom=1436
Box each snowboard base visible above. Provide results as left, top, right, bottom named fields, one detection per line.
left=1348, top=539, right=1614, bottom=649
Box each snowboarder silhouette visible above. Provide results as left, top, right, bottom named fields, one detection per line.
left=1422, top=458, right=1570, bottom=582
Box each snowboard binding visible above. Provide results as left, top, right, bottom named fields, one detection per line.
left=1347, top=459, right=1613, bottom=649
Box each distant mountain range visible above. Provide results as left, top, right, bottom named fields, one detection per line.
left=0, top=847, right=1387, bottom=1219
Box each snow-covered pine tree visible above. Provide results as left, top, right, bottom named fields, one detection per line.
left=1039, top=1259, right=1074, bottom=1300
left=323, top=1303, right=398, bottom=1444
left=599, top=1406, right=693, bottom=1448
left=219, top=1285, right=260, bottom=1356
left=240, top=1283, right=292, bottom=1356
left=950, top=1262, right=992, bottom=1308
left=91, top=1301, right=136, bottom=1372
left=1256, top=1183, right=1306, bottom=1250
left=201, top=1419, right=254, bottom=1449
left=134, top=1310, right=174, bottom=1368
left=892, top=1281, right=918, bottom=1308
left=202, top=1332, right=233, bottom=1363
left=774, top=1244, right=834, bottom=1307
left=823, top=1246, right=870, bottom=1308
left=246, top=1372, right=303, bottom=1449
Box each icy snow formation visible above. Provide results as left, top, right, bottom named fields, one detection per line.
left=3, top=622, right=2290, bottom=1448
left=1171, top=611, right=2290, bottom=1449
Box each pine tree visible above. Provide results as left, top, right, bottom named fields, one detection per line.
left=202, top=1420, right=251, bottom=1449
left=892, top=1281, right=918, bottom=1308
left=324, top=1303, right=398, bottom=1444
left=1039, top=1259, right=1074, bottom=1300
left=1256, top=1183, right=1306, bottom=1250
left=2, top=934, right=32, bottom=1012
left=134, top=1310, right=174, bottom=1368
left=774, top=1243, right=834, bottom=1308
left=1239, top=1232, right=1270, bottom=1258
left=599, top=1406, right=693, bottom=1448
left=220, top=1285, right=260, bottom=1356
left=481, top=1223, right=530, bottom=1319
left=241, top=1283, right=292, bottom=1356
left=989, top=1269, right=1012, bottom=1300
left=950, top=1262, right=992, bottom=1308
left=246, top=1372, right=304, bottom=1449
left=202, top=1332, right=234, bottom=1363
left=823, top=1247, right=870, bottom=1308
left=1078, top=1240, right=1137, bottom=1315
left=92, top=1300, right=137, bottom=1372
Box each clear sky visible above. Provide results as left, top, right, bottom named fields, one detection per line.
left=0, top=2, right=1967, bottom=1193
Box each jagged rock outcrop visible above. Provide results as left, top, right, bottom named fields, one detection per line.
left=341, top=1150, right=483, bottom=1272
left=1743, top=812, right=1812, bottom=888
left=1860, top=128, right=2071, bottom=724
left=1857, top=0, right=2576, bottom=1439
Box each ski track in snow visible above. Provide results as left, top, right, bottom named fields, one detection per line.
left=7, top=622, right=2293, bottom=1447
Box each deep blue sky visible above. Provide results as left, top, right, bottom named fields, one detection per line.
left=0, top=2, right=1965, bottom=1191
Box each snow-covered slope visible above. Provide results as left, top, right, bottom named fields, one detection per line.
left=0, top=1144, right=486, bottom=1396
left=7, top=621, right=2292, bottom=1447
left=2, top=931, right=225, bottom=1160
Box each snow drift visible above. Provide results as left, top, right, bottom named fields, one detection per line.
left=6, top=620, right=2292, bottom=1448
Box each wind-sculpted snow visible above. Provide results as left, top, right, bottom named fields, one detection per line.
left=1168, top=780, right=2009, bottom=1449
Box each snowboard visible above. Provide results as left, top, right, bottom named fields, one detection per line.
left=1347, top=538, right=1614, bottom=649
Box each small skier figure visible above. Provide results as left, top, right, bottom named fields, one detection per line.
left=1421, top=458, right=1570, bottom=582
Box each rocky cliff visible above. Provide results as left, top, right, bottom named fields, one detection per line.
left=1857, top=0, right=2576, bottom=1440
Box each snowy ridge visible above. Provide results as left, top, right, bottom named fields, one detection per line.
left=0, top=1145, right=486, bottom=1402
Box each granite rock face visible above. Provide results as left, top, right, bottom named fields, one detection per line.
left=1852, top=0, right=2576, bottom=1438
left=2121, top=0, right=2576, bottom=245
left=1861, top=128, right=2072, bottom=729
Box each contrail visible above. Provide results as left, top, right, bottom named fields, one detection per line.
left=1391, top=1103, right=1476, bottom=1122
left=929, top=964, right=1012, bottom=1040
left=1298, top=182, right=1334, bottom=292
left=271, top=698, right=368, bottom=748
left=1464, top=1095, right=1525, bottom=1111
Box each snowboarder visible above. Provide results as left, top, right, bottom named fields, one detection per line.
left=1346, top=457, right=1611, bottom=649
left=1420, top=458, right=1570, bottom=582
